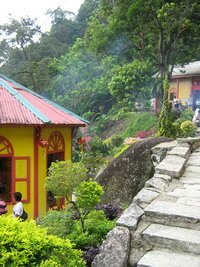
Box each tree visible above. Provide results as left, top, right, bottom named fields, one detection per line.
left=46, top=160, right=104, bottom=232
left=86, top=0, right=200, bottom=107
left=108, top=60, right=154, bottom=108
left=50, top=38, right=116, bottom=115
left=46, top=160, right=88, bottom=199
left=0, top=16, right=41, bottom=61
left=0, top=16, right=42, bottom=90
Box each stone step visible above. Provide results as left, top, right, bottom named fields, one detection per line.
left=168, top=188, right=200, bottom=198
left=144, top=200, right=200, bottom=226
left=155, top=156, right=186, bottom=178
left=180, top=177, right=200, bottom=184
left=182, top=172, right=200, bottom=179
left=142, top=224, right=200, bottom=255
left=187, top=155, right=200, bottom=166
left=185, top=165, right=200, bottom=173
left=137, top=250, right=200, bottom=267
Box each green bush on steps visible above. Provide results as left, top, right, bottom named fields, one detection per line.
left=180, top=120, right=196, bottom=137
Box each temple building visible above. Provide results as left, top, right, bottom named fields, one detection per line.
left=0, top=74, right=87, bottom=219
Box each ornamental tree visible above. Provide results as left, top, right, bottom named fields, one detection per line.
left=46, top=160, right=104, bottom=232
left=46, top=160, right=88, bottom=199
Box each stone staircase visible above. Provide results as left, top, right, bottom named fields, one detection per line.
left=92, top=138, right=200, bottom=267
left=137, top=147, right=200, bottom=267
left=196, top=127, right=200, bottom=137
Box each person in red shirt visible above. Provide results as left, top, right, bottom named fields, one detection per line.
left=0, top=188, right=7, bottom=215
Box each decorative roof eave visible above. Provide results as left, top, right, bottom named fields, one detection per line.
left=0, top=123, right=86, bottom=128
left=0, top=77, right=51, bottom=124
left=171, top=73, right=200, bottom=79
left=0, top=74, right=88, bottom=124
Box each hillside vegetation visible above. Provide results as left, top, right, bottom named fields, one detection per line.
left=0, top=0, right=199, bottom=123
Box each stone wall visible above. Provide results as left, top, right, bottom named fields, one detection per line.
left=92, top=137, right=200, bottom=267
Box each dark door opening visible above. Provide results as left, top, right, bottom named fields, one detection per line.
left=0, top=157, right=12, bottom=202
left=47, top=152, right=64, bottom=210
left=192, top=90, right=200, bottom=110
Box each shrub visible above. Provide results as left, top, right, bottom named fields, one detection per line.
left=89, top=137, right=110, bottom=156
left=180, top=109, right=194, bottom=121
left=96, top=203, right=123, bottom=220
left=67, top=211, right=115, bottom=250
left=136, top=130, right=155, bottom=139
left=37, top=210, right=75, bottom=238
left=84, top=210, right=115, bottom=238
left=157, top=78, right=176, bottom=138
left=83, top=247, right=99, bottom=266
left=180, top=120, right=196, bottom=137
left=0, top=216, right=85, bottom=267
left=75, top=181, right=104, bottom=213
left=110, top=135, right=124, bottom=147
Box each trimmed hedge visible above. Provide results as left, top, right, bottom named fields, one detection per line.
left=0, top=216, right=85, bottom=267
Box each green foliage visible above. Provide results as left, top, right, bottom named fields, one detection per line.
left=0, top=216, right=85, bottom=267
left=67, top=210, right=115, bottom=249
left=108, top=60, right=153, bottom=107
left=75, top=180, right=104, bottom=213
left=89, top=137, right=110, bottom=156
left=172, top=109, right=195, bottom=137
left=109, top=135, right=124, bottom=147
left=179, top=109, right=194, bottom=121
left=37, top=211, right=75, bottom=238
left=123, top=112, right=157, bottom=138
left=157, top=79, right=176, bottom=138
left=180, top=120, right=196, bottom=137
left=46, top=161, right=88, bottom=198
left=172, top=119, right=184, bottom=138
left=80, top=151, right=107, bottom=178
left=38, top=210, right=115, bottom=251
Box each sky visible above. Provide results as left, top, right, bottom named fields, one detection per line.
left=0, top=0, right=85, bottom=31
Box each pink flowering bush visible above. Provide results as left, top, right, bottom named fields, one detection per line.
left=136, top=130, right=155, bottom=139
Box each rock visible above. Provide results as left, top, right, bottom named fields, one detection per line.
left=151, top=140, right=177, bottom=165
left=116, top=203, right=144, bottom=230
left=145, top=177, right=169, bottom=191
left=92, top=226, right=130, bottom=267
left=153, top=173, right=172, bottom=182
left=95, top=137, right=172, bottom=205
left=177, top=197, right=200, bottom=207
left=183, top=184, right=200, bottom=190
left=177, top=137, right=200, bottom=150
left=133, top=189, right=159, bottom=208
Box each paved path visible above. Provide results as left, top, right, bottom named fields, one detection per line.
left=135, top=147, right=200, bottom=267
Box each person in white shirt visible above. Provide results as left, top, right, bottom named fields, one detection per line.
left=193, top=109, right=200, bottom=127
left=13, top=192, right=23, bottom=218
